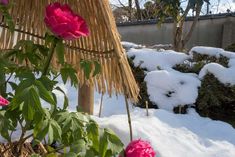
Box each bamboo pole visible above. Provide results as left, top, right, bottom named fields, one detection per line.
left=78, top=84, right=94, bottom=115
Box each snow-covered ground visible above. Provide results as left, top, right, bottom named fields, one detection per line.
left=1, top=44, right=235, bottom=157
left=94, top=99, right=235, bottom=157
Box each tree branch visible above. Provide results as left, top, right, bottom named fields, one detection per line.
left=183, top=4, right=202, bottom=46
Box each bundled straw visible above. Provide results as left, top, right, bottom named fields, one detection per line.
left=0, top=0, right=139, bottom=102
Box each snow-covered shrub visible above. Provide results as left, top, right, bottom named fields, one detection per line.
left=225, top=43, right=235, bottom=52
left=174, top=53, right=229, bottom=75
left=174, top=47, right=235, bottom=126
left=196, top=73, right=235, bottom=127
left=128, top=57, right=157, bottom=109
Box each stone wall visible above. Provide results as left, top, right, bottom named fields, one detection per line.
left=117, top=13, right=235, bottom=49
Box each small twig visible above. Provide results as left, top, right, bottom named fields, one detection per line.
left=98, top=93, right=104, bottom=117
left=38, top=142, right=47, bottom=154
left=52, top=73, right=61, bottom=81
left=44, top=145, right=65, bottom=156
left=179, top=105, right=182, bottom=114
left=145, top=101, right=149, bottom=117
left=0, top=73, right=13, bottom=87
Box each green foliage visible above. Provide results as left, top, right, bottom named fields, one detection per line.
left=128, top=57, right=158, bottom=109
left=192, top=53, right=229, bottom=67
left=196, top=74, right=235, bottom=127
left=80, top=60, right=101, bottom=79
left=197, top=74, right=235, bottom=109
left=174, top=53, right=229, bottom=74
left=152, top=0, right=209, bottom=24
left=0, top=4, right=14, bottom=32
left=172, top=52, right=235, bottom=127
left=225, top=43, right=235, bottom=52
left=0, top=31, right=122, bottom=156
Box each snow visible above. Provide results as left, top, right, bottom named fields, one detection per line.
left=145, top=70, right=201, bottom=110
left=199, top=58, right=235, bottom=85
left=189, top=46, right=235, bottom=85
left=127, top=47, right=200, bottom=110
left=127, top=48, right=189, bottom=71
left=190, top=46, right=235, bottom=59
left=95, top=106, right=235, bottom=157
left=121, top=41, right=143, bottom=50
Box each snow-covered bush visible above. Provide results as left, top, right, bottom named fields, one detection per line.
left=128, top=57, right=157, bottom=109
left=196, top=73, right=235, bottom=127
left=225, top=43, right=235, bottom=52
left=174, top=47, right=235, bottom=126
left=127, top=45, right=235, bottom=127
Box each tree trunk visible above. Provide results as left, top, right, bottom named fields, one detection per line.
left=128, top=0, right=132, bottom=21
left=134, top=0, right=142, bottom=20
left=78, top=84, right=94, bottom=115
left=173, top=21, right=184, bottom=52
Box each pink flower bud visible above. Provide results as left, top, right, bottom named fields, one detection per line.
left=124, top=139, right=156, bottom=157
left=44, top=2, right=89, bottom=40
left=0, top=96, right=9, bottom=106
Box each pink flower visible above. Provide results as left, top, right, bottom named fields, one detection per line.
left=44, top=2, right=89, bottom=40
left=0, top=96, right=9, bottom=106
left=0, top=0, right=9, bottom=5
left=124, top=139, right=156, bottom=157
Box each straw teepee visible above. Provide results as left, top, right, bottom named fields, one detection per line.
left=0, top=0, right=139, bottom=103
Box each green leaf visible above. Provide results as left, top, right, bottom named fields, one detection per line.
left=55, top=39, right=65, bottom=64
left=60, top=68, right=69, bottom=84
left=34, top=80, right=55, bottom=105
left=48, top=123, right=54, bottom=144
left=99, top=129, right=108, bottom=157
left=93, top=61, right=101, bottom=77
left=34, top=119, right=49, bottom=141
left=63, top=95, right=69, bottom=110
left=87, top=120, right=99, bottom=152
left=80, top=60, right=92, bottom=79
left=23, top=86, right=43, bottom=121
left=1, top=8, right=15, bottom=32
left=50, top=119, right=62, bottom=141
left=60, top=64, right=78, bottom=87
left=70, top=139, right=86, bottom=154
left=64, top=152, right=77, bottom=157
left=0, top=111, right=14, bottom=141
left=85, top=149, right=95, bottom=157
left=105, top=128, right=124, bottom=155
left=45, top=33, right=56, bottom=46
left=54, top=86, right=69, bottom=109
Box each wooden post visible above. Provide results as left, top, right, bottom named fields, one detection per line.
left=78, top=84, right=94, bottom=115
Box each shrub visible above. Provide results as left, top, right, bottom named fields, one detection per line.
left=196, top=74, right=235, bottom=127
left=225, top=43, right=235, bottom=52
left=128, top=57, right=158, bottom=109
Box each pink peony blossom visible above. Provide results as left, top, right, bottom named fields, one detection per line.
left=0, top=96, right=9, bottom=106
left=0, top=0, right=9, bottom=5
left=44, top=2, right=89, bottom=40
left=124, top=139, right=156, bottom=157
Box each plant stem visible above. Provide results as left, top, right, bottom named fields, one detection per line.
left=42, top=38, right=58, bottom=76
left=125, top=95, right=133, bottom=141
